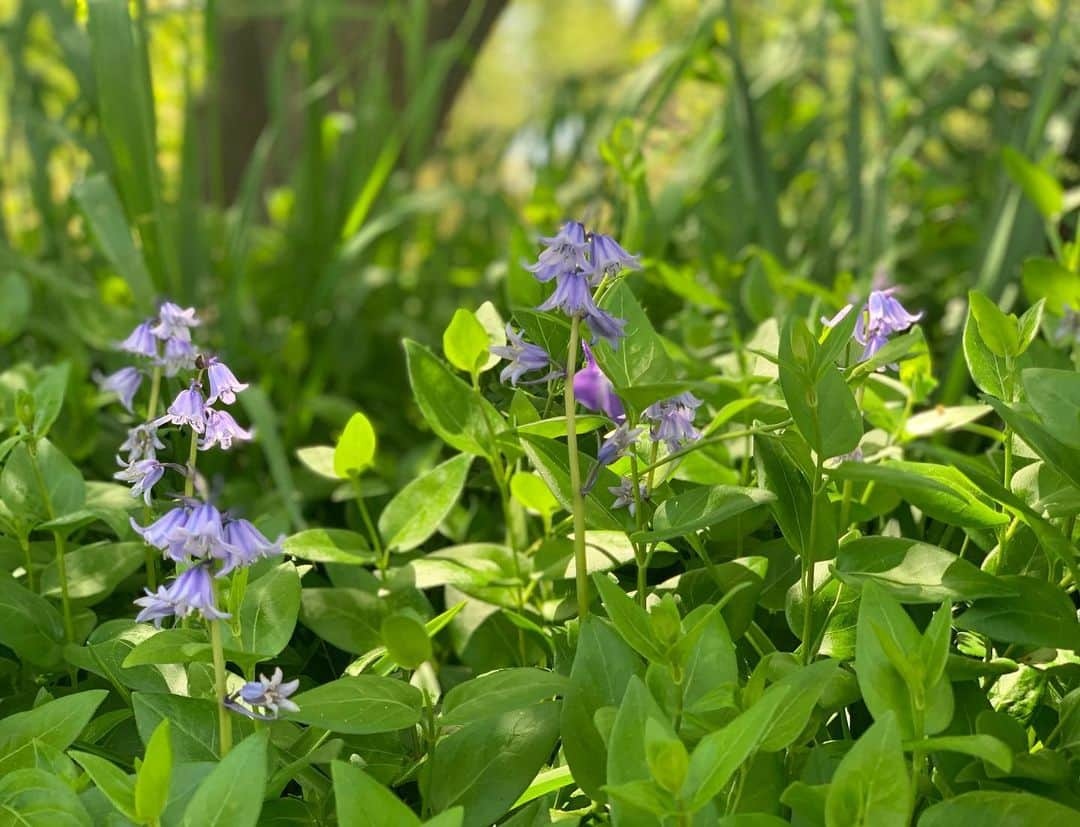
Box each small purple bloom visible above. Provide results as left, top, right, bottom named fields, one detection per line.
left=584, top=423, right=643, bottom=494
left=609, top=476, right=647, bottom=516
left=536, top=270, right=627, bottom=349
left=490, top=325, right=560, bottom=386
left=1055, top=306, right=1080, bottom=346
left=119, top=424, right=166, bottom=463
left=165, top=501, right=229, bottom=564
left=134, top=564, right=229, bottom=627
left=157, top=383, right=206, bottom=432
left=132, top=585, right=176, bottom=628
left=160, top=337, right=198, bottom=377
left=132, top=506, right=190, bottom=549
left=589, top=233, right=640, bottom=284
left=114, top=457, right=167, bottom=505
left=200, top=408, right=254, bottom=451
left=98, top=367, right=143, bottom=413
left=218, top=517, right=282, bottom=576
left=151, top=302, right=200, bottom=342
left=526, top=221, right=589, bottom=283
left=119, top=321, right=158, bottom=359
left=823, top=287, right=923, bottom=362
left=644, top=392, right=703, bottom=452
left=205, top=357, right=248, bottom=405
left=573, top=342, right=624, bottom=422
left=226, top=667, right=300, bottom=720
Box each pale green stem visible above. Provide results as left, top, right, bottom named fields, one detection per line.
left=801, top=455, right=825, bottom=665
left=209, top=618, right=233, bottom=757
left=565, top=316, right=589, bottom=619
left=27, top=441, right=75, bottom=646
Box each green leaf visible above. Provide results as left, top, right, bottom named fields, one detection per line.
left=133, top=693, right=243, bottom=763
left=510, top=470, right=560, bottom=517
left=0, top=272, right=31, bottom=345
left=835, top=537, right=1015, bottom=603
left=1023, top=368, right=1080, bottom=448
left=824, top=712, right=911, bottom=827
left=592, top=573, right=666, bottom=662
left=405, top=339, right=503, bottom=458
left=32, top=363, right=69, bottom=438
left=378, top=454, right=472, bottom=552
left=180, top=732, right=268, bottom=827
left=285, top=676, right=423, bottom=734
left=332, top=761, right=421, bottom=827
left=919, top=791, right=1080, bottom=826
left=240, top=562, right=301, bottom=657
left=914, top=734, right=1012, bottom=774
left=380, top=611, right=432, bottom=669
left=1022, top=257, right=1080, bottom=314
left=985, top=396, right=1080, bottom=490
left=962, top=302, right=1009, bottom=398
left=758, top=659, right=841, bottom=752
left=520, top=433, right=629, bottom=531
left=594, top=281, right=674, bottom=396
left=0, top=572, right=65, bottom=667
left=334, top=412, right=377, bottom=477
left=295, top=445, right=339, bottom=480
left=515, top=415, right=609, bottom=439
left=300, top=586, right=385, bottom=654
left=0, top=768, right=92, bottom=826
left=69, top=751, right=136, bottom=821
left=756, top=434, right=837, bottom=563
left=0, top=690, right=107, bottom=774
left=443, top=308, right=491, bottom=378
left=40, top=541, right=144, bottom=605
left=955, top=575, right=1080, bottom=650
left=968, top=291, right=1020, bottom=358
left=1, top=439, right=85, bottom=528
left=1001, top=146, right=1063, bottom=218
left=633, top=485, right=774, bottom=542
left=441, top=668, right=569, bottom=727
left=427, top=703, right=561, bottom=827
left=135, top=719, right=172, bottom=824
left=282, top=528, right=374, bottom=565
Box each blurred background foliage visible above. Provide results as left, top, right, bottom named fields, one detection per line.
left=0, top=0, right=1077, bottom=529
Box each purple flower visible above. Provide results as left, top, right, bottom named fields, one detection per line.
left=226, top=667, right=300, bottom=720
left=132, top=506, right=190, bottom=549
left=537, top=270, right=627, bottom=349
left=160, top=337, right=198, bottom=377
left=584, top=423, right=643, bottom=493
left=119, top=322, right=158, bottom=359
left=589, top=233, right=640, bottom=284
left=205, top=357, right=248, bottom=405
left=165, top=501, right=229, bottom=564
left=114, top=458, right=167, bottom=505
left=490, top=325, right=560, bottom=386
left=1055, top=306, right=1080, bottom=347
left=134, top=564, right=228, bottom=627
left=98, top=367, right=143, bottom=413
left=644, top=392, right=703, bottom=452
left=157, top=384, right=206, bottom=432
left=119, top=424, right=166, bottom=463
left=573, top=341, right=624, bottom=421
left=823, top=287, right=923, bottom=362
left=200, top=408, right=254, bottom=451
left=610, top=476, right=647, bottom=516
left=151, top=302, right=200, bottom=342
left=218, top=517, right=282, bottom=576
left=526, top=221, right=589, bottom=283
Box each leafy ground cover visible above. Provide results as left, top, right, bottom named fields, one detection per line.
left=1, top=0, right=1080, bottom=825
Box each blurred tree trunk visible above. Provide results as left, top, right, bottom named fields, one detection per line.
left=214, top=0, right=507, bottom=202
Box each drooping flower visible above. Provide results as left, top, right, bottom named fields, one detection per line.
left=823, top=287, right=923, bottom=362
left=119, top=321, right=158, bottom=359
left=205, top=357, right=248, bottom=405
left=609, top=476, right=648, bottom=516
left=225, top=667, right=300, bottom=720
left=644, top=392, right=703, bottom=452
left=536, top=270, right=627, bottom=349
left=584, top=422, right=643, bottom=493
left=119, top=424, right=166, bottom=463
left=114, top=457, right=167, bottom=505
left=218, top=517, right=282, bottom=576
left=526, top=221, right=589, bottom=283
left=134, top=564, right=229, bottom=627
left=490, top=325, right=560, bottom=386
left=151, top=302, right=200, bottom=342
left=200, top=408, right=254, bottom=451
left=98, top=367, right=143, bottom=413
left=160, top=337, right=198, bottom=377
left=589, top=233, right=640, bottom=284
left=157, top=383, right=206, bottom=432
left=573, top=341, right=624, bottom=421
left=165, top=501, right=229, bottom=564
left=132, top=506, right=190, bottom=549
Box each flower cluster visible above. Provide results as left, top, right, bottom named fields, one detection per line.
left=225, top=667, right=300, bottom=720
left=823, top=286, right=922, bottom=362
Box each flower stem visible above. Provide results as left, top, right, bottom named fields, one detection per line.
left=801, top=455, right=825, bottom=665
left=629, top=454, right=648, bottom=608
left=350, top=475, right=385, bottom=571
left=143, top=365, right=164, bottom=589
left=26, top=440, right=75, bottom=646
left=184, top=428, right=199, bottom=499
left=565, top=315, right=589, bottom=619
left=209, top=618, right=233, bottom=757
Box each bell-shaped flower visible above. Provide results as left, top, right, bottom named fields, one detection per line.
left=114, top=457, right=167, bottom=505
left=644, top=392, right=703, bottom=452
left=490, top=326, right=560, bottom=386
left=200, top=408, right=254, bottom=451
left=134, top=564, right=229, bottom=627
left=119, top=321, right=158, bottom=359
left=226, top=666, right=300, bottom=720
left=573, top=341, right=624, bottom=422
left=98, top=367, right=143, bottom=413
left=537, top=270, right=627, bottom=349
left=215, top=517, right=282, bottom=576
left=205, top=357, right=248, bottom=405
left=609, top=476, right=648, bottom=516
left=156, top=383, right=206, bottom=433
left=152, top=301, right=200, bottom=342
left=526, top=221, right=589, bottom=283
left=165, top=501, right=229, bottom=564
left=584, top=422, right=643, bottom=493
left=823, top=287, right=923, bottom=362
left=589, top=233, right=640, bottom=285
left=161, top=337, right=198, bottom=377
left=132, top=506, right=190, bottom=550
left=119, top=424, right=166, bottom=463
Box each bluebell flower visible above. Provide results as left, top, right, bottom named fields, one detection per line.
left=132, top=506, right=190, bottom=549
left=644, top=392, right=703, bottom=452
left=584, top=422, right=643, bottom=493
left=537, top=270, right=627, bottom=349
left=490, top=325, right=561, bottom=386
left=205, top=357, right=248, bottom=405
left=151, top=302, right=200, bottom=342
left=225, top=667, right=300, bottom=719
left=609, top=476, right=647, bottom=516
left=114, top=457, right=167, bottom=505
left=200, top=408, right=254, bottom=451
left=157, top=383, right=206, bottom=432
left=161, top=337, right=198, bottom=377
left=119, top=321, right=158, bottom=359
left=589, top=233, right=640, bottom=284
left=1054, top=306, right=1080, bottom=347
left=573, top=342, right=624, bottom=421
left=823, top=287, right=923, bottom=361
left=217, top=517, right=281, bottom=576
left=119, top=424, right=166, bottom=463
left=165, top=501, right=229, bottom=564
left=98, top=366, right=143, bottom=413
left=134, top=563, right=228, bottom=627
left=526, top=221, right=589, bottom=283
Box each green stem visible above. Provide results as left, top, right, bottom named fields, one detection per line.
left=143, top=366, right=163, bottom=589
left=26, top=441, right=75, bottom=646
left=801, top=455, right=825, bottom=665
left=565, top=315, right=589, bottom=619
left=350, top=476, right=385, bottom=571
left=638, top=420, right=793, bottom=478
left=629, top=454, right=648, bottom=607
left=209, top=618, right=233, bottom=757
left=184, top=428, right=199, bottom=499
left=19, top=535, right=34, bottom=592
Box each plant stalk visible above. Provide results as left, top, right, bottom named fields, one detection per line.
left=565, top=315, right=589, bottom=619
